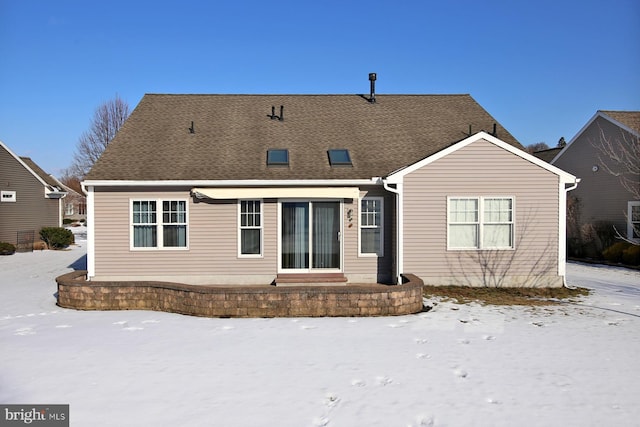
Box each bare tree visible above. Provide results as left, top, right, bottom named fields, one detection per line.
left=526, top=142, right=549, bottom=154
left=593, top=126, right=640, bottom=243
left=69, top=95, right=130, bottom=178
left=594, top=126, right=640, bottom=200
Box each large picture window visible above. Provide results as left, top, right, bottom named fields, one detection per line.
left=239, top=200, right=262, bottom=256
left=360, top=197, right=383, bottom=256
left=448, top=197, right=514, bottom=250
left=132, top=199, right=187, bottom=249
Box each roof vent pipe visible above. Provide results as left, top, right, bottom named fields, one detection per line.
left=369, top=73, right=377, bottom=103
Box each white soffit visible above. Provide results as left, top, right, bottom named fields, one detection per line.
left=192, top=187, right=360, bottom=200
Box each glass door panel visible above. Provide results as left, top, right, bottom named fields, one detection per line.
left=312, top=202, right=340, bottom=269
left=281, top=202, right=309, bottom=269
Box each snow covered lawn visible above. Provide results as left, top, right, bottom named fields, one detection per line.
left=2, top=237, right=639, bottom=426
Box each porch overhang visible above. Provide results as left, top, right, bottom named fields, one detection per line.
left=191, top=187, right=360, bottom=200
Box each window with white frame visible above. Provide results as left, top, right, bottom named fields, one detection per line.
left=132, top=200, right=187, bottom=249
left=360, top=197, right=383, bottom=256
left=65, top=203, right=74, bottom=216
left=1, top=191, right=16, bottom=202
left=448, top=197, right=514, bottom=250
left=629, top=201, right=640, bottom=240
left=239, top=200, right=262, bottom=256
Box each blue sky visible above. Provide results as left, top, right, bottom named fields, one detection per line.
left=1, top=0, right=639, bottom=176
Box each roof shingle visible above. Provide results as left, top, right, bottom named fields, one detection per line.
left=86, top=94, right=522, bottom=181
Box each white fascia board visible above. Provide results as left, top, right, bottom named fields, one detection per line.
left=386, top=131, right=577, bottom=185
left=550, top=111, right=640, bottom=165
left=0, top=140, right=54, bottom=190
left=82, top=178, right=381, bottom=188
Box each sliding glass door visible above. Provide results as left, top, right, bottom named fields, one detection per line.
left=281, top=201, right=341, bottom=271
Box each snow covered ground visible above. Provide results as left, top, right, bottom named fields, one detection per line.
left=1, top=232, right=639, bottom=427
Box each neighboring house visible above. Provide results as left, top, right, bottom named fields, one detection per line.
left=551, top=111, right=640, bottom=242
left=0, top=141, right=67, bottom=247
left=61, top=184, right=87, bottom=224
left=532, top=147, right=562, bottom=164
left=82, top=90, right=577, bottom=287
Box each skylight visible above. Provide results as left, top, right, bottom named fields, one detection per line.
left=328, top=149, right=352, bottom=167
left=267, top=149, right=289, bottom=166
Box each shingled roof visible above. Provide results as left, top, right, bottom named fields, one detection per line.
left=600, top=110, right=640, bottom=134
left=86, top=94, right=522, bottom=181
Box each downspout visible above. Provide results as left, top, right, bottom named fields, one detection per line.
left=81, top=182, right=95, bottom=281
left=561, top=178, right=580, bottom=288
left=382, top=179, right=403, bottom=285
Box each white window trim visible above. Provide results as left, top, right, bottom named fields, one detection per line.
left=65, top=203, right=74, bottom=216
left=130, top=198, right=189, bottom=251
left=628, top=201, right=640, bottom=242
left=238, top=199, right=264, bottom=258
left=447, top=196, right=515, bottom=250
left=359, top=196, right=384, bottom=257
left=1, top=190, right=16, bottom=202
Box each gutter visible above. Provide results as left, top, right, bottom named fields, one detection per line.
left=382, top=178, right=403, bottom=285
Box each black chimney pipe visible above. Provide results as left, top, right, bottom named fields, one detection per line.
left=369, top=73, right=377, bottom=103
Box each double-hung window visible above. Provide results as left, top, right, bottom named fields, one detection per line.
left=132, top=200, right=187, bottom=249
left=448, top=197, right=514, bottom=250
left=239, top=200, right=262, bottom=256
left=360, top=197, right=383, bottom=256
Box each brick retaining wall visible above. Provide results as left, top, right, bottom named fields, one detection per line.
left=56, top=271, right=425, bottom=317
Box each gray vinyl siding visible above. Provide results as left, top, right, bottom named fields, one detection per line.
left=0, top=145, right=61, bottom=244
left=92, top=186, right=393, bottom=283
left=552, top=116, right=639, bottom=235
left=402, top=139, right=561, bottom=286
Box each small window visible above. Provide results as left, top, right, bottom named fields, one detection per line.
left=239, top=200, right=262, bottom=256
left=65, top=203, right=74, bottom=216
left=267, top=149, right=289, bottom=166
left=133, top=201, right=157, bottom=248
left=629, top=201, right=640, bottom=240
left=1, top=191, right=16, bottom=202
left=360, top=197, right=384, bottom=256
left=328, top=149, right=352, bottom=166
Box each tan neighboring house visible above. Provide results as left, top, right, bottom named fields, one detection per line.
left=551, top=111, right=640, bottom=242
left=0, top=141, right=67, bottom=247
left=83, top=90, right=578, bottom=287
left=61, top=184, right=87, bottom=224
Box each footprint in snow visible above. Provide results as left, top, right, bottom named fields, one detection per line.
left=220, top=325, right=234, bottom=330
left=55, top=325, right=72, bottom=329
left=411, top=415, right=435, bottom=427
left=375, top=376, right=393, bottom=386
left=453, top=369, right=468, bottom=379
left=531, top=322, right=545, bottom=327
left=113, top=320, right=128, bottom=326
left=416, top=353, right=431, bottom=359
left=414, top=338, right=428, bottom=344
left=312, top=416, right=329, bottom=427
left=483, top=335, right=496, bottom=341
left=300, top=325, right=317, bottom=330
left=142, top=320, right=160, bottom=324
left=458, top=338, right=471, bottom=345
left=324, top=393, right=340, bottom=408
left=486, top=397, right=501, bottom=405
left=351, top=379, right=366, bottom=387
left=14, top=327, right=35, bottom=336
left=387, top=323, right=404, bottom=328
left=123, top=326, right=144, bottom=331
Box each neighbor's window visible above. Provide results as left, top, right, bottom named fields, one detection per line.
left=360, top=197, right=383, bottom=256
left=448, top=197, right=514, bottom=249
left=132, top=199, right=188, bottom=249
left=65, top=203, right=74, bottom=216
left=629, top=201, right=640, bottom=240
left=1, top=191, right=16, bottom=202
left=239, top=200, right=262, bottom=256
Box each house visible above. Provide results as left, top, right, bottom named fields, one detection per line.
left=0, top=141, right=67, bottom=248
left=61, top=184, right=87, bottom=224
left=81, top=87, right=578, bottom=288
left=551, top=111, right=640, bottom=243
